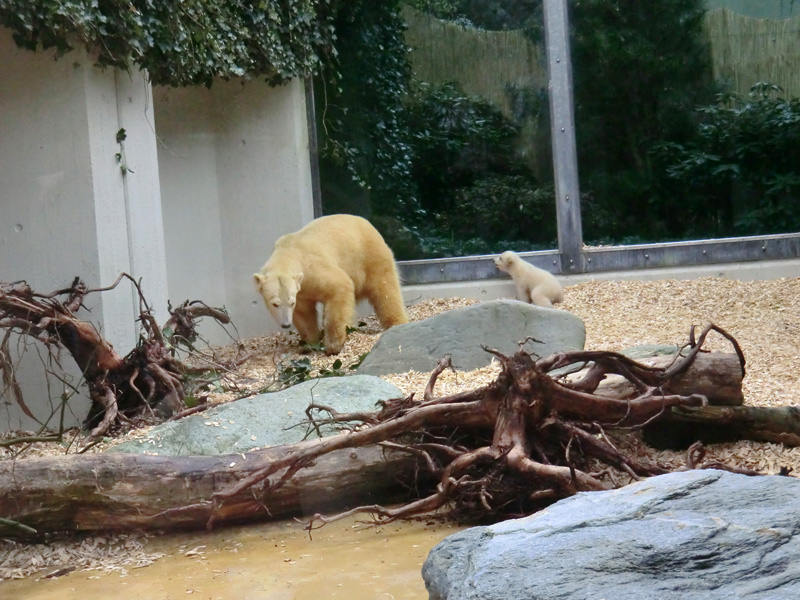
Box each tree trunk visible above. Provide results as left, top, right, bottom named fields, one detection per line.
left=655, top=405, right=800, bottom=448
left=591, top=352, right=743, bottom=406
left=0, top=442, right=421, bottom=538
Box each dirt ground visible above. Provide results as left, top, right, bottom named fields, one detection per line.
left=2, top=275, right=800, bottom=581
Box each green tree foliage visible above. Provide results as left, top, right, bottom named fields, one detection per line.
left=316, top=4, right=549, bottom=258
left=653, top=83, right=800, bottom=237
left=570, top=0, right=715, bottom=242
left=323, top=73, right=544, bottom=258
left=403, top=83, right=547, bottom=257
left=316, top=0, right=418, bottom=220
left=348, top=0, right=799, bottom=253
left=398, top=0, right=722, bottom=251
left=409, top=0, right=800, bottom=247
left=407, top=82, right=520, bottom=215
left=451, top=177, right=556, bottom=247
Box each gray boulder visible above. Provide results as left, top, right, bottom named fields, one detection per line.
left=358, top=300, right=585, bottom=376
left=424, top=469, right=800, bottom=600
left=110, top=375, right=403, bottom=456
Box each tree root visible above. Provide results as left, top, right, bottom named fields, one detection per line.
left=201, top=323, right=753, bottom=529
left=0, top=275, right=236, bottom=444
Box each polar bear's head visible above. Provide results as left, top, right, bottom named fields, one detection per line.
left=493, top=251, right=518, bottom=273
left=253, top=271, right=303, bottom=329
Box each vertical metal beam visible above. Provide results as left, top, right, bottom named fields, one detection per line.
left=304, top=76, right=323, bottom=218
left=543, top=0, right=585, bottom=273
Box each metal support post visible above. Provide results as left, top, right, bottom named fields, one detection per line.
left=543, top=0, right=585, bottom=273
left=304, top=77, right=323, bottom=218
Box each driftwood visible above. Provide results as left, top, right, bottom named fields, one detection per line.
left=3, top=324, right=785, bottom=539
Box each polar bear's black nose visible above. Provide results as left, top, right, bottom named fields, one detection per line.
left=281, top=323, right=291, bottom=329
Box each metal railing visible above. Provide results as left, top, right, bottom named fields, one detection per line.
left=398, top=233, right=800, bottom=284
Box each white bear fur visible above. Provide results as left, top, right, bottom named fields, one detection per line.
left=253, top=214, right=407, bottom=354
left=493, top=250, right=564, bottom=308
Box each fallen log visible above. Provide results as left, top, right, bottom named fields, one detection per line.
left=645, top=405, right=800, bottom=449
left=0, top=441, right=421, bottom=538
left=592, top=353, right=744, bottom=406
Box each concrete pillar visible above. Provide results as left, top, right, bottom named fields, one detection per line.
left=82, top=62, right=138, bottom=349
left=115, top=70, right=171, bottom=324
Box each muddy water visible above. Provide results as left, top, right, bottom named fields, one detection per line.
left=1, top=516, right=464, bottom=600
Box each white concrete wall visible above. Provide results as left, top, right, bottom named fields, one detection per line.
left=154, top=78, right=315, bottom=344
left=0, top=28, right=169, bottom=430
left=152, top=85, right=227, bottom=316
left=1, top=24, right=315, bottom=432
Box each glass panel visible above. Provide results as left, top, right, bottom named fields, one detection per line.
left=317, top=0, right=800, bottom=262
left=315, top=2, right=557, bottom=260
left=573, top=0, right=800, bottom=246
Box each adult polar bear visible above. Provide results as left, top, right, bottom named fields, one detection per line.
left=253, top=214, right=408, bottom=354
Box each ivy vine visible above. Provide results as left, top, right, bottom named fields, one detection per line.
left=316, top=0, right=420, bottom=219
left=0, top=0, right=336, bottom=87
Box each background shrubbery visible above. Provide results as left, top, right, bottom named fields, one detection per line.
left=317, top=0, right=800, bottom=258
left=653, top=83, right=800, bottom=237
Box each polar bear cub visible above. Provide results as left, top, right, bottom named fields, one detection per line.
left=253, top=214, right=408, bottom=354
left=493, top=250, right=564, bottom=308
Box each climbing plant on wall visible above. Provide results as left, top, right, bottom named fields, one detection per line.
left=0, top=0, right=336, bottom=87
left=315, top=0, right=419, bottom=221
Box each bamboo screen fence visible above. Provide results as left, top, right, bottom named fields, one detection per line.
left=402, top=6, right=546, bottom=114
left=706, top=8, right=800, bottom=98
left=404, top=6, right=800, bottom=106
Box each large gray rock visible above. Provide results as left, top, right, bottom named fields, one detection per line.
left=424, top=470, right=800, bottom=600
left=358, top=300, right=585, bottom=376
left=111, top=375, right=403, bottom=456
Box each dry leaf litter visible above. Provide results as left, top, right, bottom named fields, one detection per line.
left=2, top=277, right=800, bottom=580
